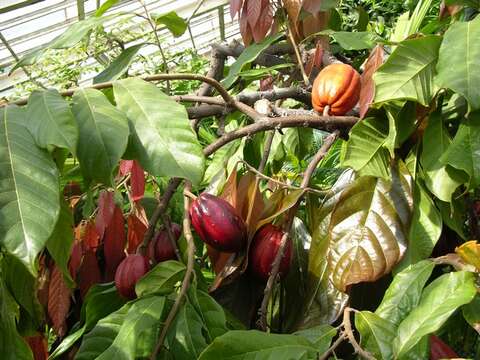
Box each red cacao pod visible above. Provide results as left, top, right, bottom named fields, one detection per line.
left=249, top=224, right=292, bottom=281
left=312, top=63, right=361, bottom=115
left=114, top=254, right=149, bottom=299
left=189, top=193, right=247, bottom=252
left=430, top=335, right=459, bottom=360
left=147, top=223, right=181, bottom=263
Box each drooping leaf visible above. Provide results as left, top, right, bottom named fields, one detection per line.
left=0, top=106, right=60, bottom=273
left=222, top=32, right=284, bottom=89
left=196, top=290, right=229, bottom=340
left=375, top=260, right=435, bottom=326
left=153, top=11, right=187, bottom=37
left=436, top=15, right=480, bottom=111
left=342, top=117, right=391, bottom=179
left=355, top=311, right=395, bottom=360
left=104, top=206, right=126, bottom=281
left=48, top=264, right=71, bottom=337
left=328, top=162, right=413, bottom=291
left=135, top=260, right=186, bottom=297
left=77, top=250, right=102, bottom=299
left=396, top=181, right=442, bottom=272
left=230, top=0, right=243, bottom=19
left=359, top=46, right=385, bottom=118
left=72, top=89, right=129, bottom=185
left=130, top=160, right=145, bottom=202
left=251, top=0, right=274, bottom=43
left=24, top=334, right=48, bottom=360
left=26, top=89, right=78, bottom=154
left=82, top=220, right=101, bottom=251
left=198, top=330, right=318, bottom=360
left=94, top=44, right=144, bottom=84
left=95, top=190, right=116, bottom=238
left=127, top=213, right=147, bottom=254
left=374, top=36, right=442, bottom=106
left=393, top=271, right=477, bottom=358
left=246, top=0, right=262, bottom=27
left=114, top=78, right=205, bottom=185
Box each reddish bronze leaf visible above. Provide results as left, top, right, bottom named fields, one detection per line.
left=83, top=220, right=100, bottom=251
left=95, top=190, right=115, bottom=237
left=305, top=41, right=324, bottom=77
left=246, top=0, right=262, bottom=28
left=252, top=0, right=274, bottom=43
left=77, top=250, right=102, bottom=299
left=104, top=206, right=126, bottom=281
left=68, top=241, right=82, bottom=279
left=48, top=265, right=71, bottom=337
left=37, top=256, right=50, bottom=310
left=118, top=159, right=133, bottom=177
left=230, top=0, right=244, bottom=19
left=302, top=0, right=323, bottom=14
left=127, top=213, right=148, bottom=254
left=240, top=1, right=253, bottom=45
left=260, top=75, right=274, bottom=91
left=130, top=160, right=145, bottom=202
left=439, top=1, right=462, bottom=19
left=301, top=11, right=329, bottom=38
left=359, top=45, right=385, bottom=119
left=25, top=334, right=48, bottom=360
left=283, top=0, right=302, bottom=24
left=220, top=168, right=238, bottom=209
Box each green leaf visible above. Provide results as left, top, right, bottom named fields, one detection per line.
left=46, top=198, right=74, bottom=286
left=49, top=326, right=86, bottom=359
left=0, top=275, right=33, bottom=360
left=328, top=162, right=413, bottom=291
left=153, top=11, right=187, bottom=37
left=166, top=301, right=208, bottom=359
left=94, top=44, right=144, bottom=84
left=0, top=106, right=60, bottom=273
left=113, top=78, right=205, bottom=185
left=77, top=296, right=166, bottom=360
left=436, top=198, right=467, bottom=240
left=95, top=0, right=119, bottom=16
left=462, top=294, right=480, bottom=334
left=293, top=325, right=336, bottom=354
left=375, top=260, right=435, bottom=326
left=342, top=117, right=391, bottom=179
left=135, top=260, right=186, bottom=297
left=421, top=110, right=466, bottom=202
left=441, top=112, right=480, bottom=187
left=436, top=15, right=480, bottom=111
left=238, top=63, right=295, bottom=80
left=393, top=271, right=477, bottom=357
left=222, top=33, right=284, bottom=89
left=72, top=88, right=130, bottom=185
left=355, top=311, right=395, bottom=360
left=198, top=330, right=318, bottom=360
left=26, top=89, right=78, bottom=154
left=396, top=181, right=442, bottom=272
left=321, top=30, right=382, bottom=50
left=374, top=36, right=441, bottom=106
left=196, top=290, right=228, bottom=340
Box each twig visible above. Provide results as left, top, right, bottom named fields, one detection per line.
left=343, top=307, right=375, bottom=360
left=186, top=0, right=207, bottom=24
left=162, top=215, right=182, bottom=262
left=319, top=333, right=348, bottom=360
left=287, top=27, right=309, bottom=85
left=258, top=131, right=275, bottom=173
left=257, top=130, right=340, bottom=330
left=149, top=182, right=196, bottom=359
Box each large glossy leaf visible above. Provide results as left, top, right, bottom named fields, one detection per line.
left=77, top=296, right=166, bottom=360
left=198, top=330, right=318, bottom=360
left=375, top=260, right=435, bottom=326
left=222, top=32, right=284, bottom=89
left=463, top=294, right=480, bottom=334
left=0, top=275, right=33, bottom=360
left=436, top=15, right=480, bottom=110
left=355, top=311, right=395, bottom=360
left=153, top=11, right=187, bottom=37
left=72, top=88, right=130, bottom=185
left=114, top=78, right=205, bottom=185
left=328, top=163, right=413, bottom=291
left=46, top=199, right=74, bottom=286
left=0, top=106, right=60, bottom=273
left=441, top=112, right=480, bottom=187
left=166, top=301, right=208, bottom=359
left=342, top=117, right=391, bottom=179
left=26, top=89, right=78, bottom=154
left=393, top=271, right=477, bottom=358
left=135, top=260, right=186, bottom=297
left=396, top=182, right=442, bottom=272
left=421, top=110, right=466, bottom=202
left=374, top=36, right=441, bottom=106
left=94, top=44, right=144, bottom=84
left=196, top=290, right=228, bottom=340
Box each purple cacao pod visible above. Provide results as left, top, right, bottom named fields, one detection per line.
left=249, top=224, right=292, bottom=281
left=147, top=223, right=181, bottom=264
left=189, top=193, right=247, bottom=252
left=114, top=254, right=149, bottom=299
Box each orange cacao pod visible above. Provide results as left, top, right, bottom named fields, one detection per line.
left=311, top=63, right=361, bottom=115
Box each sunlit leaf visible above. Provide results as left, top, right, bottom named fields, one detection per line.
left=455, top=240, right=480, bottom=270
left=94, top=44, right=144, bottom=84
left=135, top=260, right=186, bottom=297
left=152, top=11, right=187, bottom=37
left=355, top=311, right=395, bottom=360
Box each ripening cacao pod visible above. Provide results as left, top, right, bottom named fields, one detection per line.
left=249, top=224, right=292, bottom=281
left=189, top=193, right=247, bottom=252
left=312, top=63, right=361, bottom=115
left=430, top=335, right=459, bottom=360
left=114, top=254, right=149, bottom=299
left=147, top=223, right=181, bottom=263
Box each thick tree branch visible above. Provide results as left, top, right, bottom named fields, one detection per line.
left=196, top=45, right=226, bottom=97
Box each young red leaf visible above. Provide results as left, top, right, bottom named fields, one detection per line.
left=359, top=45, right=385, bottom=118
left=25, top=334, right=48, bottom=360
left=130, top=160, right=145, bottom=202
left=246, top=0, right=262, bottom=28
left=230, top=0, right=243, bottom=19
left=252, top=0, right=274, bottom=43
left=302, top=0, right=323, bottom=14
left=48, top=265, right=71, bottom=337
left=104, top=206, right=126, bottom=281
left=95, top=190, right=115, bottom=237
left=430, top=335, right=459, bottom=360
left=68, top=241, right=82, bottom=279
left=77, top=250, right=102, bottom=299
left=127, top=213, right=148, bottom=254
left=260, top=75, right=274, bottom=91
left=119, top=159, right=133, bottom=177
left=83, top=220, right=100, bottom=251
left=240, top=2, right=253, bottom=45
